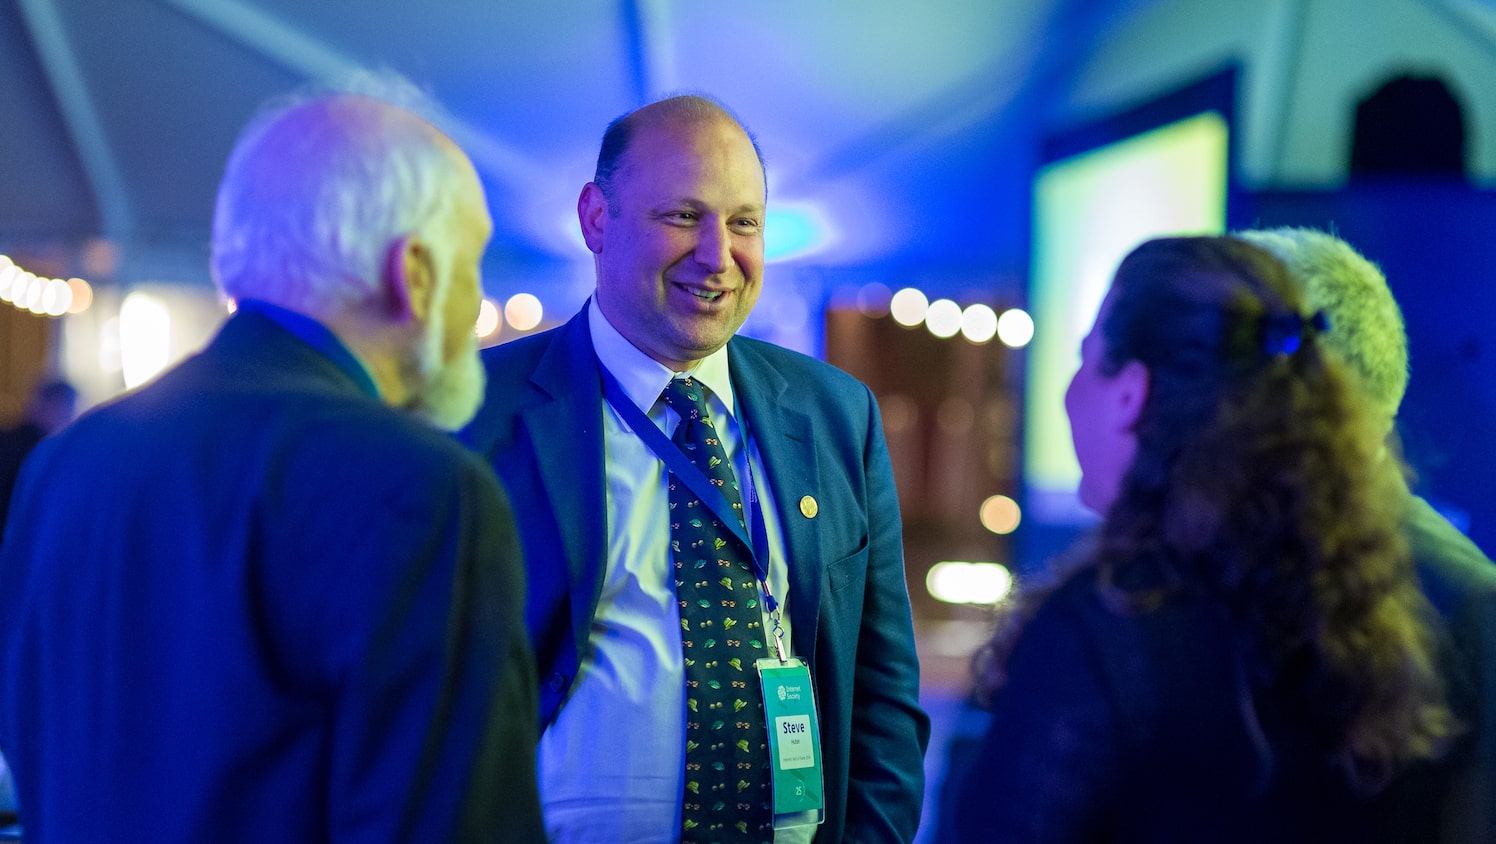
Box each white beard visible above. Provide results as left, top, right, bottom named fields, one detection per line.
left=406, top=298, right=486, bottom=431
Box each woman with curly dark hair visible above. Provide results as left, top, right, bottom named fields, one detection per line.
left=952, top=236, right=1454, bottom=842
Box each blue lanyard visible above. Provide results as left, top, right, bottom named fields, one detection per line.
left=598, top=363, right=779, bottom=616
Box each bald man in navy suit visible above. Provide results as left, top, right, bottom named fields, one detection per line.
left=465, top=94, right=928, bottom=843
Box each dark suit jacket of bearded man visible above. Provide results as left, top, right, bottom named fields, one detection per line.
left=0, top=308, right=544, bottom=843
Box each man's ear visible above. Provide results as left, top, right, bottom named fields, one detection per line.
left=1113, top=359, right=1151, bottom=432
left=384, top=234, right=435, bottom=322
left=578, top=182, right=608, bottom=254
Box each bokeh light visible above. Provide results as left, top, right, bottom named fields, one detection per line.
left=41, top=278, right=72, bottom=316
left=924, top=298, right=962, bottom=339
left=475, top=297, right=502, bottom=339
left=764, top=203, right=831, bottom=262
left=926, top=561, right=1014, bottom=605
left=856, top=282, right=892, bottom=318
left=979, top=494, right=1022, bottom=535
left=119, top=291, right=172, bottom=388
left=66, top=277, right=93, bottom=314
left=960, top=303, right=998, bottom=344
left=889, top=287, right=928, bottom=327
left=880, top=393, right=917, bottom=434
left=22, top=274, right=44, bottom=313
left=504, top=293, right=543, bottom=332
left=0, top=256, right=15, bottom=301
left=0, top=256, right=92, bottom=318
left=997, top=308, right=1035, bottom=348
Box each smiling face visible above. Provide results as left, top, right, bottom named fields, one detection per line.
left=580, top=113, right=766, bottom=371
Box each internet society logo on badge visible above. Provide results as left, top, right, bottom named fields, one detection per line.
left=777, top=685, right=787, bottom=702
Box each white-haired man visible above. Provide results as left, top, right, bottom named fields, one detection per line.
left=0, top=89, right=543, bottom=842
left=1241, top=226, right=1496, bottom=843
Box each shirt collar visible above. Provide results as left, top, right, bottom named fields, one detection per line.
left=587, top=296, right=736, bottom=419
left=234, top=299, right=381, bottom=400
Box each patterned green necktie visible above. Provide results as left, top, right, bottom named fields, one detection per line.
left=662, top=376, right=772, bottom=844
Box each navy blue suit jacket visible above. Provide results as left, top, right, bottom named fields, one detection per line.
left=464, top=309, right=930, bottom=842
left=0, top=311, right=544, bottom=843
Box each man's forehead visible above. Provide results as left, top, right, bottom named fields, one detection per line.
left=632, top=115, right=749, bottom=157
left=610, top=128, right=765, bottom=199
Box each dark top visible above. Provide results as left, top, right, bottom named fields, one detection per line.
left=952, top=564, right=1383, bottom=843
left=0, top=308, right=544, bottom=843
left=0, top=422, right=44, bottom=543
left=1396, top=492, right=1496, bottom=842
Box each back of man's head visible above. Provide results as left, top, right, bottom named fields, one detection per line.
left=211, top=81, right=463, bottom=318
left=1237, top=227, right=1409, bottom=424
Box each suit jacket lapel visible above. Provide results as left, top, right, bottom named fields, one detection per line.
left=523, top=312, right=609, bottom=655
left=730, top=341, right=822, bottom=666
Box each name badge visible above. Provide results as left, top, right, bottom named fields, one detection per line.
left=756, top=657, right=825, bottom=829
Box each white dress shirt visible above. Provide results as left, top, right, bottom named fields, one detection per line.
left=538, top=300, right=813, bottom=843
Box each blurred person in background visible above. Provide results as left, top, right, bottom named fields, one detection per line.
left=0, top=379, right=76, bottom=542
left=0, top=81, right=543, bottom=843
left=1241, top=226, right=1496, bottom=842
left=954, top=236, right=1453, bottom=842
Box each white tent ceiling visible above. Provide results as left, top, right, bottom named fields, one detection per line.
left=2, top=0, right=1125, bottom=299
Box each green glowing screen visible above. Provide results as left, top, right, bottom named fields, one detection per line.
left=1025, top=110, right=1228, bottom=523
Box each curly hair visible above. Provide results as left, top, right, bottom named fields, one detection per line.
left=978, top=236, right=1452, bottom=791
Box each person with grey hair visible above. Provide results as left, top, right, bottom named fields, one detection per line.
left=0, top=88, right=543, bottom=842
left=1240, top=226, right=1496, bottom=843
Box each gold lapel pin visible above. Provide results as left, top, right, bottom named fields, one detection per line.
left=799, top=495, right=818, bottom=519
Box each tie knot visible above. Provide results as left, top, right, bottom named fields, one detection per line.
left=662, top=376, right=711, bottom=424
